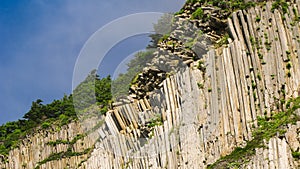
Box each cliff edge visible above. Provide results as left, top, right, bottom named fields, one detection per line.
left=1, top=0, right=300, bottom=168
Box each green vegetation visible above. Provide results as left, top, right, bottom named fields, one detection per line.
left=286, top=62, right=292, bottom=70
left=208, top=140, right=258, bottom=168
left=191, top=8, right=204, bottom=19
left=153, top=14, right=173, bottom=36
left=271, top=0, right=289, bottom=14
left=0, top=13, right=172, bottom=159
left=35, top=132, right=92, bottom=168
left=111, top=50, right=155, bottom=99
left=292, top=151, right=300, bottom=159
left=151, top=13, right=173, bottom=46
left=183, top=30, right=203, bottom=50
left=265, top=41, right=272, bottom=51
left=186, top=0, right=199, bottom=4
left=287, top=71, right=292, bottom=77
left=174, top=9, right=184, bottom=15
left=188, top=0, right=256, bottom=25
left=0, top=95, right=74, bottom=157
left=73, top=71, right=112, bottom=113
left=158, top=34, right=170, bottom=44
left=263, top=33, right=272, bottom=51
left=197, top=83, right=204, bottom=89
left=146, top=115, right=163, bottom=139
left=1, top=1, right=299, bottom=167
left=147, top=115, right=163, bottom=128
left=187, top=0, right=256, bottom=14
left=46, top=134, right=84, bottom=146
left=257, top=73, right=262, bottom=81
left=255, top=16, right=261, bottom=22
left=36, top=147, right=93, bottom=168
left=215, top=34, right=230, bottom=48
left=250, top=36, right=255, bottom=46
left=251, top=81, right=257, bottom=90
left=208, top=96, right=300, bottom=168
left=0, top=74, right=112, bottom=158
left=41, top=122, right=51, bottom=129
left=292, top=7, right=300, bottom=24
left=111, top=14, right=175, bottom=100
left=197, top=60, right=206, bottom=72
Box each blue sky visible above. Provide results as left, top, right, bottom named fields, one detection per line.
left=0, top=0, right=185, bottom=125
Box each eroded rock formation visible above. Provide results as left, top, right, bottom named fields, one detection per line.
left=1, top=0, right=300, bottom=168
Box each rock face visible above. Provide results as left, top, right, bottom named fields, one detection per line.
left=244, top=121, right=300, bottom=168
left=1, top=1, right=300, bottom=169
left=0, top=122, right=96, bottom=169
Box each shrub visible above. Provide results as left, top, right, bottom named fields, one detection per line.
left=292, top=151, right=300, bottom=159
left=271, top=0, right=289, bottom=14
left=257, top=74, right=262, bottom=81
left=255, top=16, right=261, bottom=22
left=147, top=115, right=163, bottom=128
left=197, top=83, right=204, bottom=89
left=271, top=0, right=280, bottom=12
left=158, top=34, right=170, bottom=43
left=59, top=114, right=69, bottom=125
left=191, top=8, right=204, bottom=19
left=197, top=60, right=206, bottom=72
left=286, top=62, right=292, bottom=70
left=175, top=9, right=184, bottom=15
left=216, top=34, right=230, bottom=48
left=287, top=71, right=292, bottom=77
left=41, top=122, right=51, bottom=129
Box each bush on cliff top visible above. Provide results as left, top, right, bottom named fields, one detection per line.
left=0, top=75, right=112, bottom=157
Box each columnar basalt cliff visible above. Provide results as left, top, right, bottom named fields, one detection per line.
left=1, top=0, right=300, bottom=169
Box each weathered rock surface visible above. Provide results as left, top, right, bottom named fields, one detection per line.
left=0, top=122, right=96, bottom=169
left=1, top=1, right=300, bottom=169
